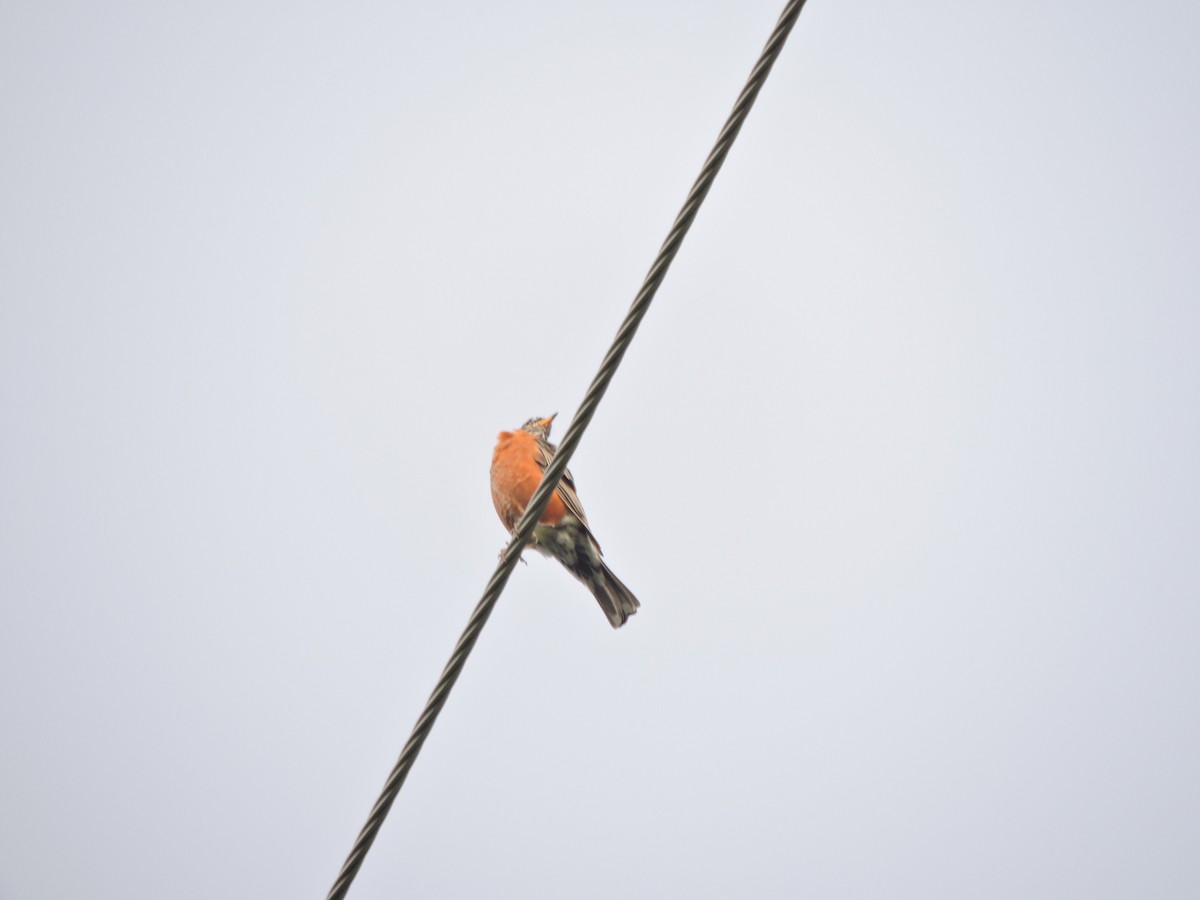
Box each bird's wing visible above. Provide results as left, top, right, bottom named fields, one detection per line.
left=534, top=439, right=593, bottom=530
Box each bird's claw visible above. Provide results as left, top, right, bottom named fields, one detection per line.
left=498, top=547, right=528, bottom=566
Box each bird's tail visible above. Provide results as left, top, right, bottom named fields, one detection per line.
left=590, top=563, right=641, bottom=629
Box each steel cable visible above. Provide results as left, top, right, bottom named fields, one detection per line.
left=326, top=1, right=808, bottom=896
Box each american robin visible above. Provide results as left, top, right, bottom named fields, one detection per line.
left=490, top=414, right=640, bottom=628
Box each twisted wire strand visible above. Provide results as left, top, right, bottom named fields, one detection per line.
left=326, top=2, right=808, bottom=896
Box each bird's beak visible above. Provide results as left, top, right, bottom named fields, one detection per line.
left=538, top=413, right=557, bottom=429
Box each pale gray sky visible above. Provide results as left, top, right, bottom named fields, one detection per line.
left=2, top=1, right=1198, bottom=898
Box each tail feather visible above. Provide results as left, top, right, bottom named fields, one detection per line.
left=590, top=563, right=640, bottom=629
left=532, top=520, right=640, bottom=628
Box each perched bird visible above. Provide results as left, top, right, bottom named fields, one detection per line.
left=490, top=414, right=640, bottom=628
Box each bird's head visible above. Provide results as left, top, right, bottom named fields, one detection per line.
left=520, top=413, right=557, bottom=440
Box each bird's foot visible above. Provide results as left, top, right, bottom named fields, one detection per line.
left=498, top=547, right=528, bottom=566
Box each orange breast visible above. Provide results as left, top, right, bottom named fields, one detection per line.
left=490, top=430, right=568, bottom=531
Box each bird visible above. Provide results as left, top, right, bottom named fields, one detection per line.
left=490, top=413, right=640, bottom=628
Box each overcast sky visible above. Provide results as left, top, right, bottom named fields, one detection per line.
left=2, top=1, right=1199, bottom=898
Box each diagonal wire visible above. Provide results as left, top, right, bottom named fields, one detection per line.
left=326, top=1, right=808, bottom=896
